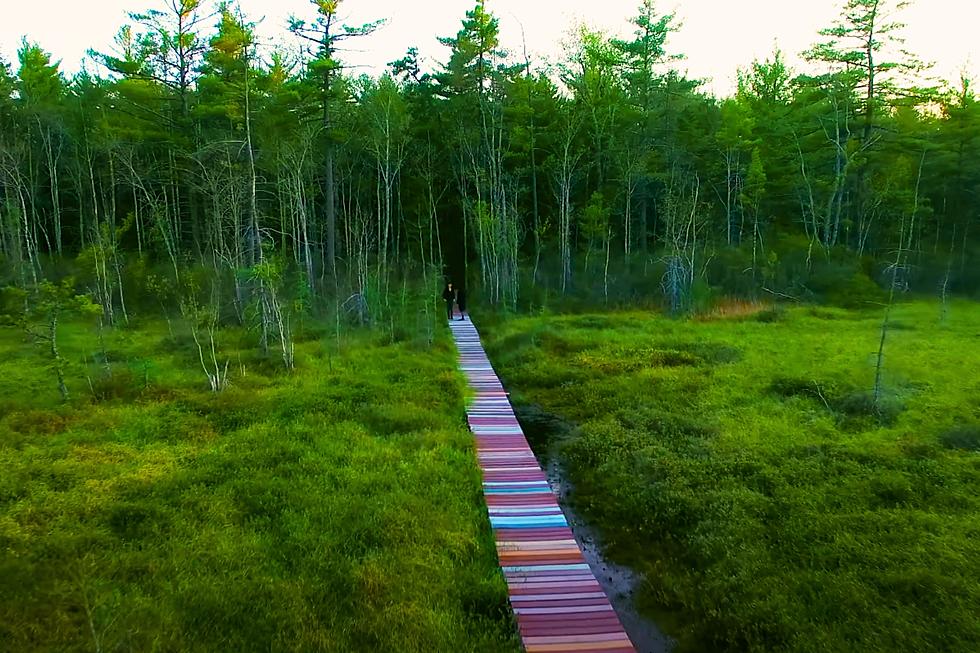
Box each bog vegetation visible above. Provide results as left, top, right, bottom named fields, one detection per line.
left=484, top=300, right=980, bottom=652
left=0, top=317, right=521, bottom=652
left=1, top=0, right=978, bottom=649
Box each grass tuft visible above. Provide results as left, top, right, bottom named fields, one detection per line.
left=835, top=390, right=903, bottom=427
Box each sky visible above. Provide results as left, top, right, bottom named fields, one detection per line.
left=1, top=0, right=977, bottom=97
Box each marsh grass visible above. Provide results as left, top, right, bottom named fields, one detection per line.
left=483, top=299, right=980, bottom=653
left=0, top=319, right=520, bottom=652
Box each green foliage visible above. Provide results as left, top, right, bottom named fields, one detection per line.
left=754, top=305, right=786, bottom=322
left=15, top=40, right=64, bottom=107
left=0, top=280, right=102, bottom=400
left=580, top=191, right=610, bottom=244
left=808, top=264, right=885, bottom=308
left=436, top=0, right=505, bottom=96
left=2, top=0, right=977, bottom=320
left=772, top=376, right=904, bottom=427
left=688, top=277, right=716, bottom=314
left=3, top=279, right=101, bottom=323
left=939, top=425, right=980, bottom=452
left=485, top=300, right=980, bottom=652
left=0, top=318, right=521, bottom=652
left=835, top=390, right=903, bottom=427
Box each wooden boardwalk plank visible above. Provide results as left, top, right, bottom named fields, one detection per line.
left=449, top=316, right=637, bottom=653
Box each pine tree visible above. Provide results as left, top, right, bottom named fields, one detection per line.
left=289, top=0, right=383, bottom=281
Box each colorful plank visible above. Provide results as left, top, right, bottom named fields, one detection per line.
left=449, top=315, right=637, bottom=653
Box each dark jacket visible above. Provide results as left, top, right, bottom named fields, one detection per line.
left=442, top=286, right=456, bottom=302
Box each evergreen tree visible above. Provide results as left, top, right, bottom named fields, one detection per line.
left=289, top=0, right=383, bottom=280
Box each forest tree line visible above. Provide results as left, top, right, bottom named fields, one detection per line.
left=1, top=0, right=978, bottom=330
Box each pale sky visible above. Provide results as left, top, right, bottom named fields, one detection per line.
left=0, top=0, right=976, bottom=97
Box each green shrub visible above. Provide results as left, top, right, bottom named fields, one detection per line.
left=771, top=379, right=903, bottom=427
left=689, top=278, right=718, bottom=314
left=835, top=272, right=886, bottom=307
left=869, top=470, right=915, bottom=507
left=687, top=343, right=742, bottom=365
left=360, top=403, right=442, bottom=436
left=705, top=248, right=757, bottom=297
left=835, top=391, right=903, bottom=426
left=939, top=425, right=980, bottom=451
left=810, top=267, right=886, bottom=308
left=770, top=376, right=828, bottom=401
left=652, top=348, right=701, bottom=367
left=88, top=367, right=141, bottom=401
left=3, top=409, right=73, bottom=436
left=105, top=501, right=170, bottom=540
left=756, top=306, right=786, bottom=323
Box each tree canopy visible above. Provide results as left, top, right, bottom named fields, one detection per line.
left=0, top=0, right=976, bottom=317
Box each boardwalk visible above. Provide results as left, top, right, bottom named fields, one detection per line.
left=450, top=317, right=636, bottom=653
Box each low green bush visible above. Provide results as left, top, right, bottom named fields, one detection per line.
left=940, top=424, right=980, bottom=451
left=813, top=269, right=886, bottom=308
left=755, top=305, right=786, bottom=322
left=835, top=390, right=903, bottom=427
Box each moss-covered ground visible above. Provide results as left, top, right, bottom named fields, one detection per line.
left=0, top=318, right=520, bottom=652
left=482, top=299, right=980, bottom=652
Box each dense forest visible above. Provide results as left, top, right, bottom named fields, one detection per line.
left=1, top=0, right=977, bottom=330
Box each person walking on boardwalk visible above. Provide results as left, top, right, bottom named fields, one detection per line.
left=442, top=282, right=457, bottom=321
left=456, top=287, right=466, bottom=321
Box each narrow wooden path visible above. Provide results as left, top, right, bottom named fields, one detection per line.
left=450, top=316, right=636, bottom=653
